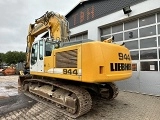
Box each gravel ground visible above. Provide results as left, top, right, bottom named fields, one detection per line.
left=0, top=76, right=160, bottom=120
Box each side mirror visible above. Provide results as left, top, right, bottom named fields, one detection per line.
left=32, top=48, right=35, bottom=53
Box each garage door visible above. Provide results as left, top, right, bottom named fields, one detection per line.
left=100, top=12, right=160, bottom=96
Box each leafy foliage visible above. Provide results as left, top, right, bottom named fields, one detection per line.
left=0, top=53, right=5, bottom=63
left=0, top=51, right=26, bottom=64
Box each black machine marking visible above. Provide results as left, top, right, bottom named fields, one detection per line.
left=63, top=69, right=78, bottom=75
left=110, top=63, right=131, bottom=71
left=118, top=53, right=131, bottom=61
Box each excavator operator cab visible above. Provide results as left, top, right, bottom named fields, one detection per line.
left=30, top=38, right=60, bottom=73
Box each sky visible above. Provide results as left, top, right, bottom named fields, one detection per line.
left=0, top=0, right=79, bottom=53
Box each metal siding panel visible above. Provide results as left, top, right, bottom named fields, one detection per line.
left=116, top=72, right=160, bottom=96
left=67, top=0, right=145, bottom=28
left=125, top=72, right=140, bottom=92
left=139, top=72, right=160, bottom=95
left=115, top=81, right=126, bottom=90
left=116, top=72, right=140, bottom=92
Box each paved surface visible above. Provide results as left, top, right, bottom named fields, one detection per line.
left=0, top=75, right=18, bottom=99
left=0, top=76, right=160, bottom=120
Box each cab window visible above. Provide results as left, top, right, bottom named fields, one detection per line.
left=39, top=40, right=43, bottom=60
left=45, top=41, right=55, bottom=56
left=31, top=43, right=38, bottom=65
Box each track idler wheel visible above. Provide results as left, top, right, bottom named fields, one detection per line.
left=23, top=83, right=29, bottom=92
left=100, top=82, right=119, bottom=100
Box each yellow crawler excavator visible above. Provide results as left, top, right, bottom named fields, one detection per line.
left=18, top=11, right=132, bottom=118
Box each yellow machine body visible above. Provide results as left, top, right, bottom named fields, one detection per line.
left=30, top=41, right=132, bottom=83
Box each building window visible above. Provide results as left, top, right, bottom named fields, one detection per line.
left=101, top=35, right=111, bottom=41
left=70, top=37, right=76, bottom=41
left=101, top=27, right=111, bottom=36
left=158, top=24, right=160, bottom=34
left=140, top=61, right=158, bottom=71
left=158, top=36, right=160, bottom=47
left=76, top=35, right=82, bottom=40
left=139, top=25, right=156, bottom=37
left=125, top=40, right=138, bottom=50
left=113, top=33, right=123, bottom=41
left=139, top=15, right=156, bottom=27
left=130, top=51, right=139, bottom=60
left=157, top=13, right=160, bottom=23
left=140, top=49, right=157, bottom=60
left=140, top=37, right=157, bottom=48
left=112, top=24, right=123, bottom=33
left=83, top=33, right=88, bottom=39
left=124, top=29, right=138, bottom=40
left=124, top=20, right=138, bottom=30
left=70, top=32, right=88, bottom=41
left=159, top=48, right=160, bottom=59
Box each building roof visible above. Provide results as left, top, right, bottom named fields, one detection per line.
left=65, top=0, right=101, bottom=17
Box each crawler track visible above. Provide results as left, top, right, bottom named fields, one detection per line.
left=23, top=79, right=92, bottom=118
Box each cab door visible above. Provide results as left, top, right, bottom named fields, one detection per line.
left=30, top=42, right=38, bottom=72
left=37, top=40, right=44, bottom=72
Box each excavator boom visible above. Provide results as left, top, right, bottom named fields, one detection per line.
left=25, top=11, right=69, bottom=69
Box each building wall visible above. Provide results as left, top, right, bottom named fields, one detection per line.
left=69, top=0, right=160, bottom=96
left=70, top=0, right=160, bottom=39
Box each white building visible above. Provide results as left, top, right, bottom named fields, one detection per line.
left=66, top=0, right=160, bottom=96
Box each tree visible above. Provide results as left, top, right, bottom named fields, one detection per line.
left=0, top=53, right=5, bottom=63
left=18, top=51, right=26, bottom=62
left=0, top=53, right=4, bottom=68
left=4, top=51, right=26, bottom=64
